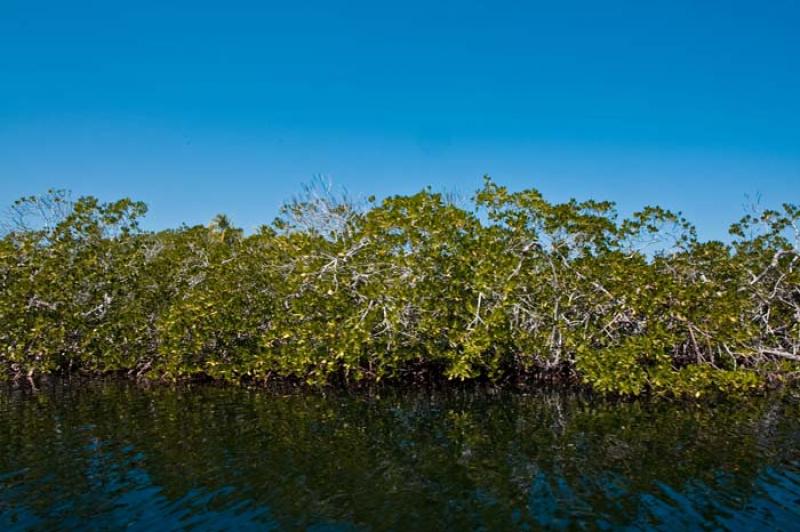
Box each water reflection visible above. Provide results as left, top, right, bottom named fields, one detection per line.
left=1, top=380, right=799, bottom=530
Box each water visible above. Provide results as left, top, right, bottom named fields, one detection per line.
left=1, top=380, right=799, bottom=530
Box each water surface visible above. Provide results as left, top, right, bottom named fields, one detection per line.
left=1, top=380, right=799, bottom=530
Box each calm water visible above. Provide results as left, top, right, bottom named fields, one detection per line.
left=1, top=380, right=799, bottom=530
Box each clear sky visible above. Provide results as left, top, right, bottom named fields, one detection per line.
left=1, top=0, right=798, bottom=240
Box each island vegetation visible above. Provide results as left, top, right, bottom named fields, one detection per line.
left=1, top=179, right=798, bottom=397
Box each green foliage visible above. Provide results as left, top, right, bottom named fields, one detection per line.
left=1, top=180, right=798, bottom=397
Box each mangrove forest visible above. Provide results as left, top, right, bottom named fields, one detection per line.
left=1, top=179, right=799, bottom=397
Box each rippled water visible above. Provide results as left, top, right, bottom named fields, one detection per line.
left=1, top=380, right=799, bottom=530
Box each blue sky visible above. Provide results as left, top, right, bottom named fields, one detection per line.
left=1, top=0, right=798, bottom=240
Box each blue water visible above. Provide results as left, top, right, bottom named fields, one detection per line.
left=1, top=380, right=799, bottom=530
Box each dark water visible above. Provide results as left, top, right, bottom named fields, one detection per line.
left=1, top=380, right=799, bottom=531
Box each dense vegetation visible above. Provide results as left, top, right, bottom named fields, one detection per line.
left=1, top=179, right=798, bottom=397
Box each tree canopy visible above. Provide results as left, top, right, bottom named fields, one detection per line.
left=1, top=179, right=798, bottom=397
